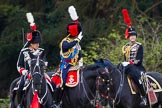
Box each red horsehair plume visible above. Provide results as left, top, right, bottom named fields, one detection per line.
left=30, top=91, right=40, bottom=108
left=122, top=8, right=131, bottom=26
left=122, top=8, right=132, bottom=39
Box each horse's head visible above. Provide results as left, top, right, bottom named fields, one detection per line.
left=93, top=58, right=117, bottom=106
left=94, top=58, right=126, bottom=106
left=92, top=58, right=111, bottom=106
left=29, top=55, right=46, bottom=92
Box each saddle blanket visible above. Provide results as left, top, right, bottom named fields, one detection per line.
left=65, top=70, right=79, bottom=87
left=51, top=69, right=80, bottom=88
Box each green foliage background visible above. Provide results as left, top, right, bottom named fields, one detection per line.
left=0, top=0, right=162, bottom=103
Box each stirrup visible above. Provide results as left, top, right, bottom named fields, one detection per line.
left=17, top=104, right=23, bottom=108
left=52, top=101, right=61, bottom=108
left=140, top=98, right=147, bottom=106
left=51, top=103, right=61, bottom=108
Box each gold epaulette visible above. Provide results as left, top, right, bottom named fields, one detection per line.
left=59, top=34, right=70, bottom=48
left=59, top=34, right=76, bottom=59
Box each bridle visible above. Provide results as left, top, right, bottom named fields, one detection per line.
left=80, top=65, right=111, bottom=107
left=97, top=67, right=110, bottom=101
left=29, top=56, right=49, bottom=105
left=104, top=63, right=125, bottom=108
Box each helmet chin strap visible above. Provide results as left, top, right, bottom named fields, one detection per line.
left=29, top=45, right=38, bottom=51
left=22, top=42, right=29, bottom=49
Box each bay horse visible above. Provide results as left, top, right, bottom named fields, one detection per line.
left=48, top=59, right=110, bottom=108
left=95, top=59, right=162, bottom=108
left=10, top=54, right=54, bottom=108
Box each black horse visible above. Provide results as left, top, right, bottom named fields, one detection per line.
left=10, top=55, right=54, bottom=108
left=48, top=60, right=110, bottom=108
left=95, top=59, right=162, bottom=108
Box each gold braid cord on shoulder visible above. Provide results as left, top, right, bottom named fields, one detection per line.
left=59, top=34, right=72, bottom=58
left=122, top=45, right=131, bottom=61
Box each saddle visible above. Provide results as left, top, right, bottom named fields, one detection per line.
left=13, top=73, right=54, bottom=92
left=13, top=77, right=31, bottom=91
left=128, top=74, right=162, bottom=94
left=127, top=74, right=160, bottom=104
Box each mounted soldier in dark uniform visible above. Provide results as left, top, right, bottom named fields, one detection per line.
left=122, top=27, right=147, bottom=106
left=50, top=5, right=83, bottom=107
left=121, top=9, right=147, bottom=106
left=16, top=13, right=47, bottom=108
left=59, top=22, right=83, bottom=84
left=16, top=30, right=46, bottom=108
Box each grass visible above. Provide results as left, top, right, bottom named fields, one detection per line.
left=0, top=98, right=10, bottom=108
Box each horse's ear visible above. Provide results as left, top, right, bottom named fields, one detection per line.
left=92, top=58, right=97, bottom=62
left=100, top=58, right=104, bottom=63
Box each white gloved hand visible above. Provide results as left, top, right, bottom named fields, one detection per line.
left=77, top=32, right=83, bottom=40
left=79, top=61, right=83, bottom=67
left=45, top=62, right=48, bottom=66
left=22, top=69, right=28, bottom=75
left=121, top=62, right=130, bottom=67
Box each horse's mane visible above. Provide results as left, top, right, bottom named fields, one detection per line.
left=103, top=59, right=116, bottom=68
left=83, top=64, right=101, bottom=71
left=81, top=64, right=107, bottom=79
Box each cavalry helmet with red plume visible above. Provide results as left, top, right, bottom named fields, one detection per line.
left=66, top=22, right=82, bottom=37
left=122, top=8, right=138, bottom=39
left=125, top=27, right=137, bottom=39
left=26, top=30, right=42, bottom=43
left=26, top=12, right=42, bottom=43
left=128, top=27, right=137, bottom=36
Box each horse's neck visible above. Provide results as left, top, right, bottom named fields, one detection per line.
left=34, top=75, right=47, bottom=97
left=110, top=69, right=122, bottom=95
left=81, top=70, right=98, bottom=93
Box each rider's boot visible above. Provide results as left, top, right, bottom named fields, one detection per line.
left=53, top=87, right=64, bottom=108
left=138, top=79, right=147, bottom=106
left=17, top=76, right=25, bottom=108
left=17, top=90, right=23, bottom=108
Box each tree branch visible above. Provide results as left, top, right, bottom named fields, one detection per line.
left=144, top=1, right=162, bottom=14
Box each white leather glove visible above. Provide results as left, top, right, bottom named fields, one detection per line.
left=77, top=32, right=83, bottom=40
left=45, top=62, right=48, bottom=66
left=79, top=61, right=83, bottom=67
left=121, top=62, right=130, bottom=67
left=22, top=69, right=28, bottom=75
